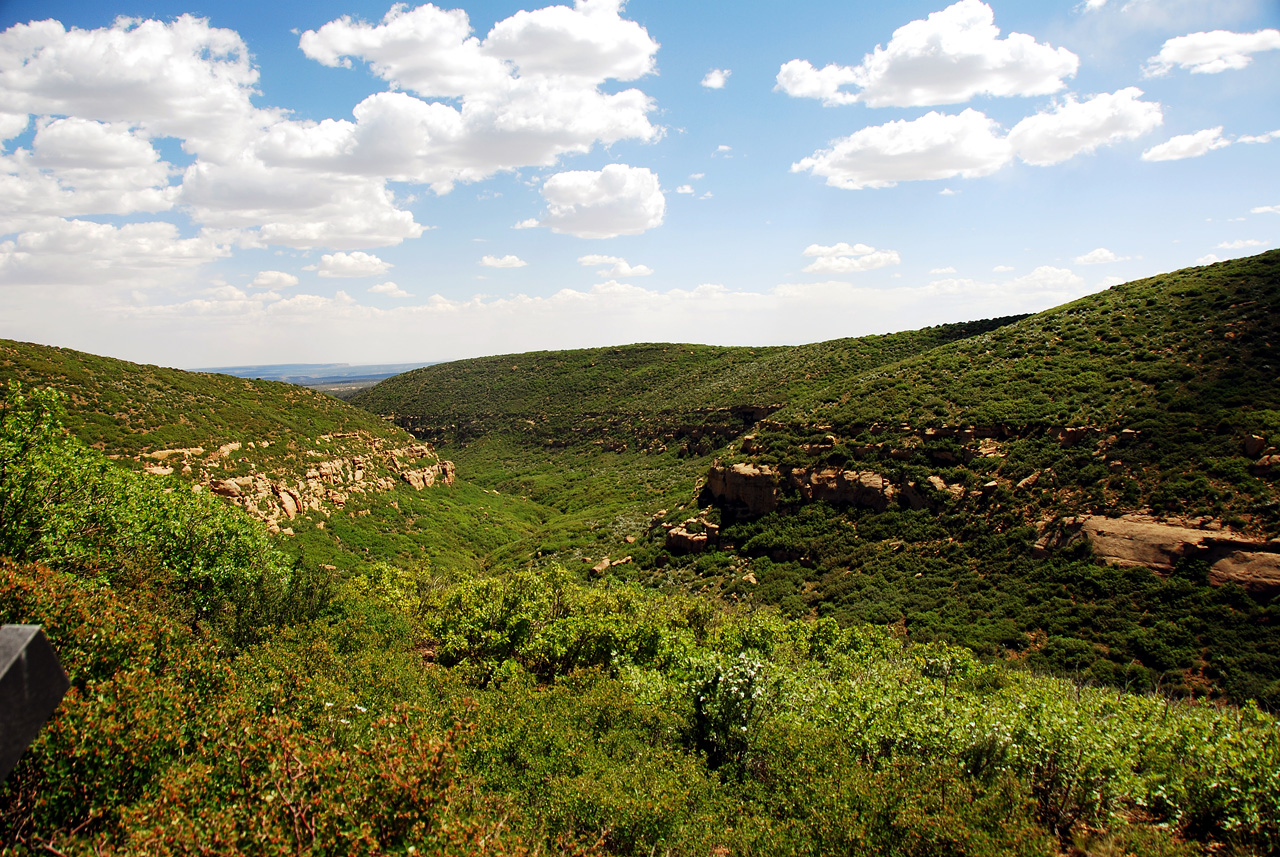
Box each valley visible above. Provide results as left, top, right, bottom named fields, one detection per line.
left=2, top=251, right=1279, bottom=855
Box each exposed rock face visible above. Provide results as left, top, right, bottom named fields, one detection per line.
left=704, top=461, right=958, bottom=519
left=1209, top=552, right=1280, bottom=594
left=1066, top=514, right=1280, bottom=596
left=705, top=463, right=781, bottom=517
left=787, top=468, right=896, bottom=511
left=137, top=435, right=455, bottom=531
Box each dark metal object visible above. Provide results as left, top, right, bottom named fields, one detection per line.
left=0, top=625, right=70, bottom=782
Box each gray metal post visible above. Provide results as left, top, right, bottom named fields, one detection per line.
left=0, top=625, right=70, bottom=783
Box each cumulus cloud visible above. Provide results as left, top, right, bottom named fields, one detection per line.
left=1217, top=239, right=1266, bottom=250
left=792, top=108, right=1011, bottom=189
left=304, top=251, right=392, bottom=277
left=1074, top=248, right=1129, bottom=265
left=578, top=254, right=652, bottom=277
left=480, top=254, right=528, bottom=268
left=801, top=242, right=901, bottom=274
left=250, top=270, right=298, bottom=289
left=1141, top=127, right=1231, bottom=161
left=776, top=0, right=1077, bottom=108
left=993, top=265, right=1015, bottom=272
left=1253, top=205, right=1280, bottom=214
left=0, top=6, right=666, bottom=255
left=1144, top=29, right=1280, bottom=76
left=0, top=113, right=29, bottom=140
left=676, top=184, right=694, bottom=194
left=293, top=1, right=662, bottom=192
left=930, top=266, right=957, bottom=274
left=1196, top=254, right=1221, bottom=265
left=1007, top=87, right=1163, bottom=165
left=0, top=118, right=178, bottom=227
left=369, top=281, right=412, bottom=297
left=701, top=68, right=731, bottom=89
left=0, top=16, right=274, bottom=159
left=0, top=218, right=230, bottom=287
left=536, top=163, right=665, bottom=238
left=794, top=88, right=1161, bottom=189
left=179, top=158, right=426, bottom=250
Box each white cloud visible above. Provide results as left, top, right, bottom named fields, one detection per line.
left=792, top=108, right=1011, bottom=189
left=676, top=184, right=695, bottom=194
left=513, top=218, right=540, bottom=229
left=939, top=187, right=958, bottom=195
left=801, top=242, right=901, bottom=274
left=250, top=270, right=298, bottom=289
left=1196, top=254, right=1221, bottom=265
left=1217, top=239, right=1266, bottom=250
left=0, top=118, right=178, bottom=226
left=701, top=68, right=731, bottom=89
left=0, top=16, right=274, bottom=160
left=369, top=281, right=412, bottom=298
left=775, top=0, right=1077, bottom=108
left=714, top=144, right=732, bottom=156
left=304, top=251, right=392, bottom=278
left=480, top=254, right=528, bottom=268
left=179, top=159, right=426, bottom=250
left=689, top=172, right=705, bottom=179
left=0, top=7, right=668, bottom=257
left=1007, top=87, right=1163, bottom=165
left=1141, top=127, right=1231, bottom=162
left=1074, top=247, right=1129, bottom=264
left=930, top=266, right=957, bottom=274
left=293, top=2, right=662, bottom=193
left=1253, top=205, right=1280, bottom=215
left=1081, top=0, right=1110, bottom=10
left=1239, top=130, right=1280, bottom=144
left=577, top=254, right=652, bottom=277
left=796, top=87, right=1163, bottom=189
left=0, top=218, right=230, bottom=287
left=536, top=163, right=665, bottom=238
left=993, top=265, right=1015, bottom=272
left=0, top=113, right=29, bottom=141
left=1144, top=29, right=1280, bottom=76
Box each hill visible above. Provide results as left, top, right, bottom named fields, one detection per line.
left=4, top=255, right=1280, bottom=855
left=354, top=251, right=1280, bottom=705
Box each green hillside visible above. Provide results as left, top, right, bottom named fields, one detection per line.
left=4, top=254, right=1280, bottom=855
left=0, top=339, right=410, bottom=457
left=350, top=252, right=1280, bottom=706
left=352, top=316, right=1024, bottom=449
left=2, top=385, right=1278, bottom=855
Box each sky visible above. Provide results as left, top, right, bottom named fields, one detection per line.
left=0, top=0, right=1277, bottom=369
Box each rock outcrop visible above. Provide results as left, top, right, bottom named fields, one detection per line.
left=137, top=435, right=455, bottom=532
left=1051, top=514, right=1280, bottom=596
left=705, top=463, right=781, bottom=517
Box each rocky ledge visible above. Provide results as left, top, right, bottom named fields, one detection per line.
left=1042, top=515, right=1280, bottom=596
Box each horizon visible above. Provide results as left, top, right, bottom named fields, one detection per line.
left=1, top=0, right=1277, bottom=369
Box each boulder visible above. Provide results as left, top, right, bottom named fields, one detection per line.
left=1244, top=435, right=1267, bottom=457
left=666, top=527, right=709, bottom=554
left=210, top=479, right=241, bottom=498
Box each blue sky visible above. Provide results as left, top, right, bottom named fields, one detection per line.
left=1, top=0, right=1277, bottom=368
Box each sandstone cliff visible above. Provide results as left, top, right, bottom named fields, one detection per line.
left=137, top=432, right=454, bottom=533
